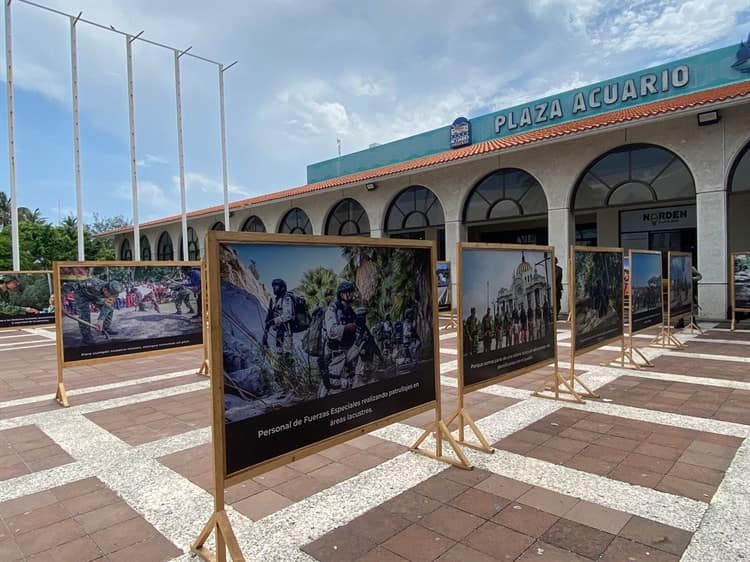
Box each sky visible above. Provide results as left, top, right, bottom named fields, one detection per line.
left=1, top=0, right=749, bottom=225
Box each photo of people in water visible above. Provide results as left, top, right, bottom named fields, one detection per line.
left=629, top=251, right=663, bottom=333
left=669, top=253, right=692, bottom=320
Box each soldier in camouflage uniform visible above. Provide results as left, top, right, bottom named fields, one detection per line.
left=67, top=279, right=123, bottom=345
left=0, top=274, right=38, bottom=317
left=171, top=282, right=195, bottom=315
left=464, top=307, right=480, bottom=356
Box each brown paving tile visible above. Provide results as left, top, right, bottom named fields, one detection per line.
left=382, top=524, right=455, bottom=562
left=435, top=542, right=497, bottom=562
left=608, top=464, right=665, bottom=488
left=464, top=520, right=534, bottom=560
left=619, top=516, right=693, bottom=556
left=620, top=453, right=675, bottom=475
left=26, top=536, right=103, bottom=562
left=273, top=474, right=330, bottom=502
left=347, top=507, right=412, bottom=544
left=449, top=487, right=510, bottom=519
left=517, top=487, right=579, bottom=517
left=105, top=533, right=181, bottom=562
left=252, top=465, right=300, bottom=487
left=667, top=461, right=724, bottom=487
left=59, top=488, right=120, bottom=517
left=413, top=476, right=469, bottom=503
left=633, top=442, right=683, bottom=461
left=656, top=475, right=716, bottom=502
left=563, top=454, right=618, bottom=476
left=438, top=466, right=492, bottom=487
left=14, top=519, right=83, bottom=556
left=0, top=538, right=23, bottom=561
left=0, top=490, right=58, bottom=519
left=358, top=546, right=409, bottom=562
left=678, top=450, right=732, bottom=472
left=541, top=518, right=615, bottom=559
left=492, top=502, right=559, bottom=538
left=232, top=489, right=294, bottom=521
left=73, top=501, right=140, bottom=534
left=475, top=474, right=533, bottom=501
left=526, top=445, right=577, bottom=465
left=516, top=540, right=591, bottom=561
left=303, top=525, right=378, bottom=562
left=90, top=516, right=158, bottom=554
left=5, top=503, right=69, bottom=536
left=381, top=490, right=442, bottom=523
left=419, top=505, right=484, bottom=541
left=600, top=537, right=680, bottom=561
left=579, top=444, right=629, bottom=463
left=564, top=501, right=632, bottom=535
left=308, top=462, right=361, bottom=486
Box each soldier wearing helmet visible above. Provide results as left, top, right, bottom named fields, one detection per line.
left=321, top=281, right=364, bottom=395
left=263, top=278, right=294, bottom=356
left=69, top=278, right=123, bottom=345
left=0, top=274, right=39, bottom=317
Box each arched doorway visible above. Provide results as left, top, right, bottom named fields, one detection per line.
left=120, top=239, right=132, bottom=260
left=464, top=168, right=548, bottom=244
left=729, top=140, right=750, bottom=253
left=140, top=236, right=151, bottom=261
left=241, top=216, right=266, bottom=232
left=179, top=227, right=201, bottom=260
left=325, top=198, right=370, bottom=236
left=157, top=232, right=174, bottom=261
left=572, top=143, right=696, bottom=254
left=384, top=185, right=445, bottom=259
left=279, top=208, right=312, bottom=234
left=211, top=221, right=225, bottom=231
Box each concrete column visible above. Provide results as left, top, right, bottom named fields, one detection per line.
left=696, top=189, right=728, bottom=320
left=444, top=220, right=465, bottom=310
left=547, top=208, right=575, bottom=316
left=370, top=228, right=382, bottom=238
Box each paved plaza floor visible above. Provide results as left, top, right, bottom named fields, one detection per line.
left=0, top=319, right=748, bottom=561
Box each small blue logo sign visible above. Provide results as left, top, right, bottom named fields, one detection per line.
left=732, top=32, right=750, bottom=72
left=450, top=117, right=471, bottom=148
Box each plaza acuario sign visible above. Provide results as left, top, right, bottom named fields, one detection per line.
left=493, top=65, right=690, bottom=135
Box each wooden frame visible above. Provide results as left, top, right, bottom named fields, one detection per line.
left=53, top=260, right=206, bottom=407
left=193, top=231, right=457, bottom=562
left=730, top=251, right=750, bottom=331
left=0, top=270, right=55, bottom=331
left=545, top=246, right=624, bottom=402
left=448, top=243, right=558, bottom=452
left=652, top=251, right=692, bottom=348
left=605, top=250, right=662, bottom=369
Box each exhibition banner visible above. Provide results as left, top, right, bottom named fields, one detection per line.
left=629, top=251, right=663, bottom=333
left=668, top=252, right=692, bottom=321
left=460, top=245, right=556, bottom=389
left=56, top=262, right=203, bottom=363
left=211, top=234, right=438, bottom=478
left=0, top=271, right=54, bottom=328
left=572, top=247, right=624, bottom=352
left=437, top=261, right=451, bottom=309
left=733, top=253, right=750, bottom=311
left=623, top=257, right=630, bottom=300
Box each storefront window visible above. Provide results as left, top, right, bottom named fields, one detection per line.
left=385, top=186, right=444, bottom=231
left=279, top=208, right=312, bottom=234
left=241, top=216, right=266, bottom=232
left=464, top=168, right=547, bottom=223
left=573, top=144, right=694, bottom=210
left=211, top=221, right=225, bottom=231
left=325, top=198, right=370, bottom=236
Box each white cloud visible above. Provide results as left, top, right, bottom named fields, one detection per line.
left=179, top=172, right=251, bottom=198
left=136, top=153, right=168, bottom=168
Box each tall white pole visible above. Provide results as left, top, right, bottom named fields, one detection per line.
left=69, top=13, right=84, bottom=261
left=126, top=33, right=142, bottom=261
left=174, top=48, right=188, bottom=260
left=5, top=0, right=19, bottom=271
left=218, top=64, right=230, bottom=231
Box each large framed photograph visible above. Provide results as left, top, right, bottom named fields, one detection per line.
left=437, top=261, right=451, bottom=310
left=208, top=233, right=438, bottom=480
left=668, top=252, right=692, bottom=321
left=732, top=252, right=750, bottom=312
left=629, top=250, right=663, bottom=333
left=55, top=261, right=204, bottom=364
left=459, top=244, right=556, bottom=390
left=572, top=246, right=624, bottom=353
left=0, top=271, right=55, bottom=329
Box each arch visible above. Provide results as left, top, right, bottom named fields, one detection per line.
left=572, top=143, right=695, bottom=210
left=157, top=232, right=174, bottom=261
left=729, top=140, right=750, bottom=192
left=120, top=239, right=132, bottom=261
left=279, top=208, right=312, bottom=234
left=385, top=185, right=445, bottom=232
left=211, top=221, right=225, bottom=231
left=325, top=198, right=370, bottom=236
left=140, top=236, right=151, bottom=261
left=241, top=215, right=266, bottom=232
left=463, top=168, right=548, bottom=223
left=179, top=227, right=200, bottom=260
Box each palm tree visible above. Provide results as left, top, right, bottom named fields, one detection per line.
left=0, top=190, right=41, bottom=228
left=298, top=267, right=338, bottom=310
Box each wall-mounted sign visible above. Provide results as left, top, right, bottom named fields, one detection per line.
left=450, top=117, right=471, bottom=148
left=620, top=205, right=696, bottom=233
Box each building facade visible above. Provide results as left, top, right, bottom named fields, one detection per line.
left=109, top=39, right=750, bottom=320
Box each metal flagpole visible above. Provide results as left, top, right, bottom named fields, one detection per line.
left=69, top=12, right=84, bottom=260
left=126, top=32, right=144, bottom=261
left=174, top=47, right=190, bottom=261
left=4, top=0, right=19, bottom=271
left=218, top=61, right=236, bottom=231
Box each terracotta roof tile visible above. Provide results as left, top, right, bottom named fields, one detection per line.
left=108, top=81, right=750, bottom=235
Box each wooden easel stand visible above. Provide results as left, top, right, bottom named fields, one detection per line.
left=411, top=418, right=473, bottom=469
left=444, top=407, right=493, bottom=454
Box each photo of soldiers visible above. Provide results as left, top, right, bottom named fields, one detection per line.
left=629, top=251, right=663, bottom=333
left=437, top=261, right=451, bottom=310
left=182, top=266, right=202, bottom=319
left=734, top=253, right=750, bottom=310
left=461, top=247, right=555, bottom=388
left=669, top=253, right=692, bottom=321
left=573, top=249, right=624, bottom=352
left=59, top=264, right=203, bottom=362
left=0, top=272, right=53, bottom=328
